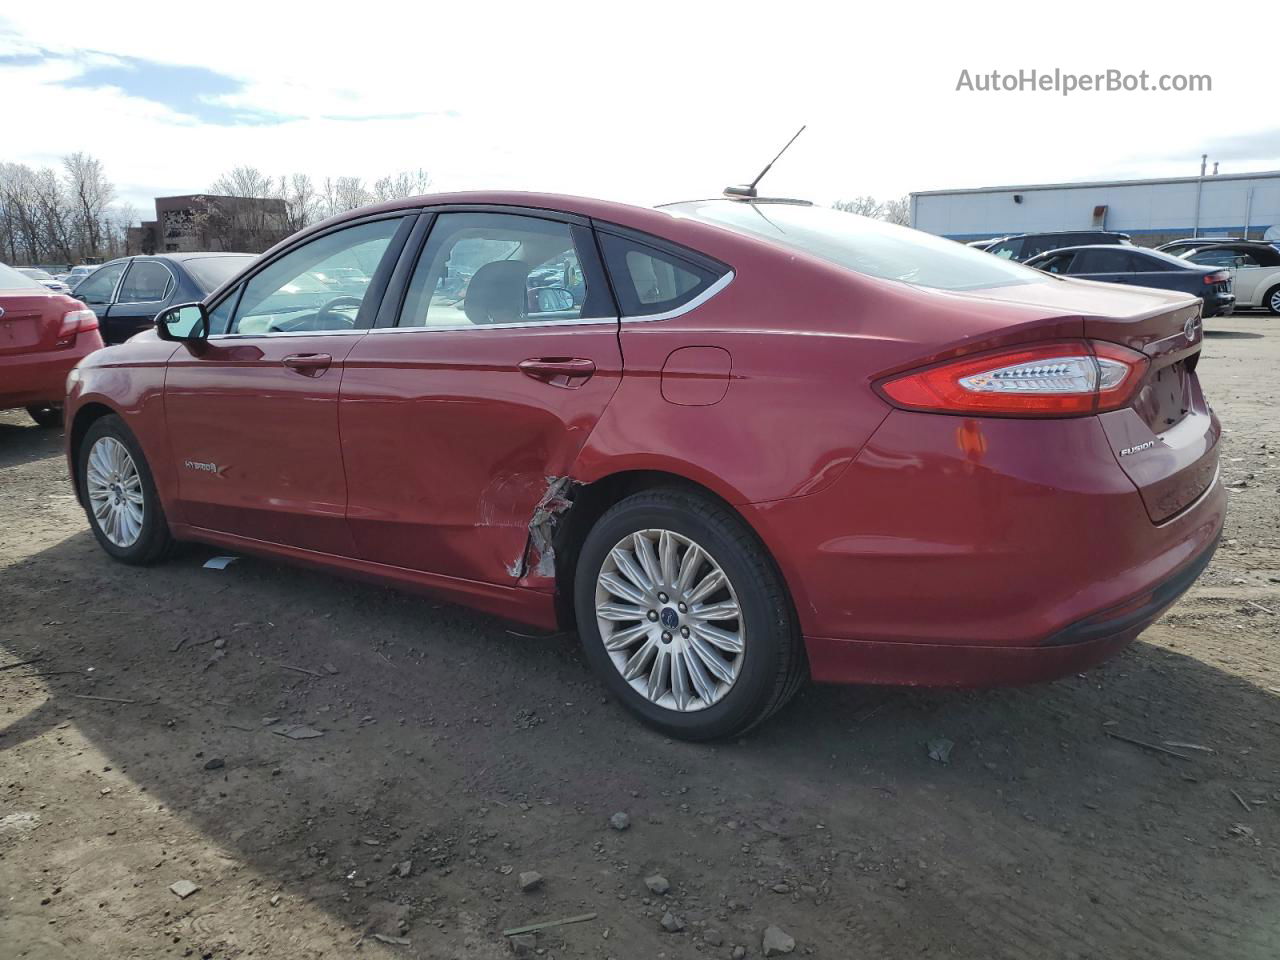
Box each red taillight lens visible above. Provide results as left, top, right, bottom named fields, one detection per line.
left=878, top=340, right=1148, bottom=417
left=1203, top=271, right=1230, bottom=285
left=57, top=309, right=98, bottom=339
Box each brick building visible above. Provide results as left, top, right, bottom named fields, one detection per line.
left=127, top=194, right=289, bottom=255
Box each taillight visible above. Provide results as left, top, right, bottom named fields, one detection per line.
left=1203, top=271, right=1230, bottom=285
left=57, top=309, right=98, bottom=339
left=878, top=340, right=1149, bottom=417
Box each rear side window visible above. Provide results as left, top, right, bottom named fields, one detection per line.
left=0, top=263, right=44, bottom=291
left=1073, top=249, right=1131, bottom=273
left=117, top=261, right=173, bottom=303
left=598, top=232, right=724, bottom=316
left=1035, top=252, right=1075, bottom=274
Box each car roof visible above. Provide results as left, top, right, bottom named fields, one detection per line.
left=1031, top=245, right=1196, bottom=266
left=1002, top=230, right=1129, bottom=239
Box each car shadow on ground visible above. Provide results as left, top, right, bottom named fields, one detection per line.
left=1205, top=330, right=1264, bottom=339
left=2, top=529, right=1278, bottom=958
left=0, top=418, right=63, bottom=470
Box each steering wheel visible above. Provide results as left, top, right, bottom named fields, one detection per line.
left=313, top=295, right=364, bottom=329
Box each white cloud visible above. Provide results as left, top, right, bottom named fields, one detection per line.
left=2, top=0, right=1276, bottom=222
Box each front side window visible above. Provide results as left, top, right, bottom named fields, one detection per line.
left=986, top=238, right=1023, bottom=260
left=666, top=200, right=1045, bottom=291
left=1035, top=252, right=1076, bottom=274
left=72, top=260, right=128, bottom=305
left=117, top=261, right=173, bottom=303
left=229, top=218, right=400, bottom=335
left=398, top=212, right=606, bottom=328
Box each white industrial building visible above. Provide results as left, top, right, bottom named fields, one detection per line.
left=911, top=169, right=1280, bottom=247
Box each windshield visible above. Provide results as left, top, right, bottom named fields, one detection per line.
left=183, top=255, right=256, bottom=293
left=0, top=263, right=47, bottom=291
left=663, top=200, right=1045, bottom=292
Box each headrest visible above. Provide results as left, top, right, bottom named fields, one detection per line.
left=463, top=260, right=529, bottom=324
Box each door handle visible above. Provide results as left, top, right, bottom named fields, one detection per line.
left=518, top=357, right=596, bottom=388
left=282, top=353, right=333, bottom=376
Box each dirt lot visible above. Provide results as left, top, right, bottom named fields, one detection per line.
left=2, top=314, right=1278, bottom=960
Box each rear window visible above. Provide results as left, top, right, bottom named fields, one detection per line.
left=665, top=201, right=1043, bottom=291
left=0, top=263, right=46, bottom=291
left=184, top=255, right=255, bottom=293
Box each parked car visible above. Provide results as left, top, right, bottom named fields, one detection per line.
left=62, top=265, right=98, bottom=290
left=64, top=193, right=1223, bottom=739
left=0, top=262, right=103, bottom=427
left=1025, top=245, right=1235, bottom=317
left=73, top=253, right=256, bottom=344
left=1173, top=242, right=1280, bottom=314
left=1155, top=237, right=1248, bottom=256
left=16, top=267, right=72, bottom=295
left=984, top=230, right=1131, bottom=262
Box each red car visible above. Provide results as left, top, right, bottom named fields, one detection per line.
left=63, top=193, right=1224, bottom=739
left=1, top=263, right=102, bottom=428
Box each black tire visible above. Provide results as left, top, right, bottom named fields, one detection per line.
left=1264, top=284, right=1280, bottom=316
left=78, top=414, right=174, bottom=565
left=26, top=405, right=63, bottom=429
left=573, top=487, right=806, bottom=740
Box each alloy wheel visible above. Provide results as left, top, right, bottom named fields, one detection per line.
left=594, top=528, right=745, bottom=712
left=86, top=436, right=145, bottom=548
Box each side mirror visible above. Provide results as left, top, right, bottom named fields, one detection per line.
left=156, top=302, right=209, bottom=342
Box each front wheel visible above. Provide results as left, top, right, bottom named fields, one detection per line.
left=26, top=405, right=63, bottom=428
left=1265, top=284, right=1280, bottom=316
left=78, top=415, right=174, bottom=564
left=573, top=487, right=805, bottom=740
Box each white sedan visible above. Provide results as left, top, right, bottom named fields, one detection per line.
left=1179, top=242, right=1280, bottom=315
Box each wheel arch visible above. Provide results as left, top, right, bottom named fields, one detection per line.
left=68, top=401, right=122, bottom=506
left=551, top=468, right=795, bottom=636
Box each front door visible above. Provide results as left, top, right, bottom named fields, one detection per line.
left=104, top=258, right=175, bottom=342
left=164, top=216, right=408, bottom=554
left=71, top=259, right=128, bottom=340
left=340, top=210, right=622, bottom=584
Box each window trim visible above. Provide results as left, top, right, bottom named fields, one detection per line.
left=377, top=207, right=619, bottom=334
left=115, top=258, right=176, bottom=306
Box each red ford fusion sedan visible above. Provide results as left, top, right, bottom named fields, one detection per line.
left=63, top=192, right=1224, bottom=739
left=1, top=262, right=103, bottom=428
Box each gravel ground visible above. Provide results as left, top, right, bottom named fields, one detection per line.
left=1, top=313, right=1277, bottom=959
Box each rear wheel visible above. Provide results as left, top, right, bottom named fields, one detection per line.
left=574, top=487, right=805, bottom=740
left=26, top=405, right=63, bottom=429
left=78, top=415, right=173, bottom=564
left=1265, top=284, right=1280, bottom=316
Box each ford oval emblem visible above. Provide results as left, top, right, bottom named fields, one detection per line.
left=0, top=306, right=5, bottom=319
left=1184, top=316, right=1200, bottom=342
left=660, top=608, right=680, bottom=630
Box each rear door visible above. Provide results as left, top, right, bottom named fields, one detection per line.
left=104, top=258, right=176, bottom=342
left=340, top=209, right=622, bottom=584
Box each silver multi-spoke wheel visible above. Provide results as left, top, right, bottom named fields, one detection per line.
left=1270, top=288, right=1280, bottom=314
left=594, top=528, right=745, bottom=713
left=86, top=436, right=145, bottom=548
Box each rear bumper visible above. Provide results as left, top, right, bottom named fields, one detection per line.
left=1202, top=292, right=1235, bottom=318
left=746, top=408, right=1224, bottom=687
left=0, top=335, right=101, bottom=410
left=803, top=532, right=1219, bottom=686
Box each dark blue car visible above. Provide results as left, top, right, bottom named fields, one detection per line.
left=1025, top=245, right=1235, bottom=318
left=71, top=253, right=256, bottom=344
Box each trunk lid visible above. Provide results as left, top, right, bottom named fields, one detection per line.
left=959, top=276, right=1216, bottom=523
left=0, top=291, right=67, bottom=357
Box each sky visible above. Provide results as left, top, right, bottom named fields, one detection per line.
left=2, top=1, right=1277, bottom=221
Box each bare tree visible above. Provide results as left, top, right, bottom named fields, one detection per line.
left=372, top=169, right=431, bottom=203
left=882, top=195, right=911, bottom=226
left=63, top=152, right=115, bottom=258
left=279, top=173, right=318, bottom=233
left=832, top=195, right=884, bottom=218
left=833, top=194, right=912, bottom=227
